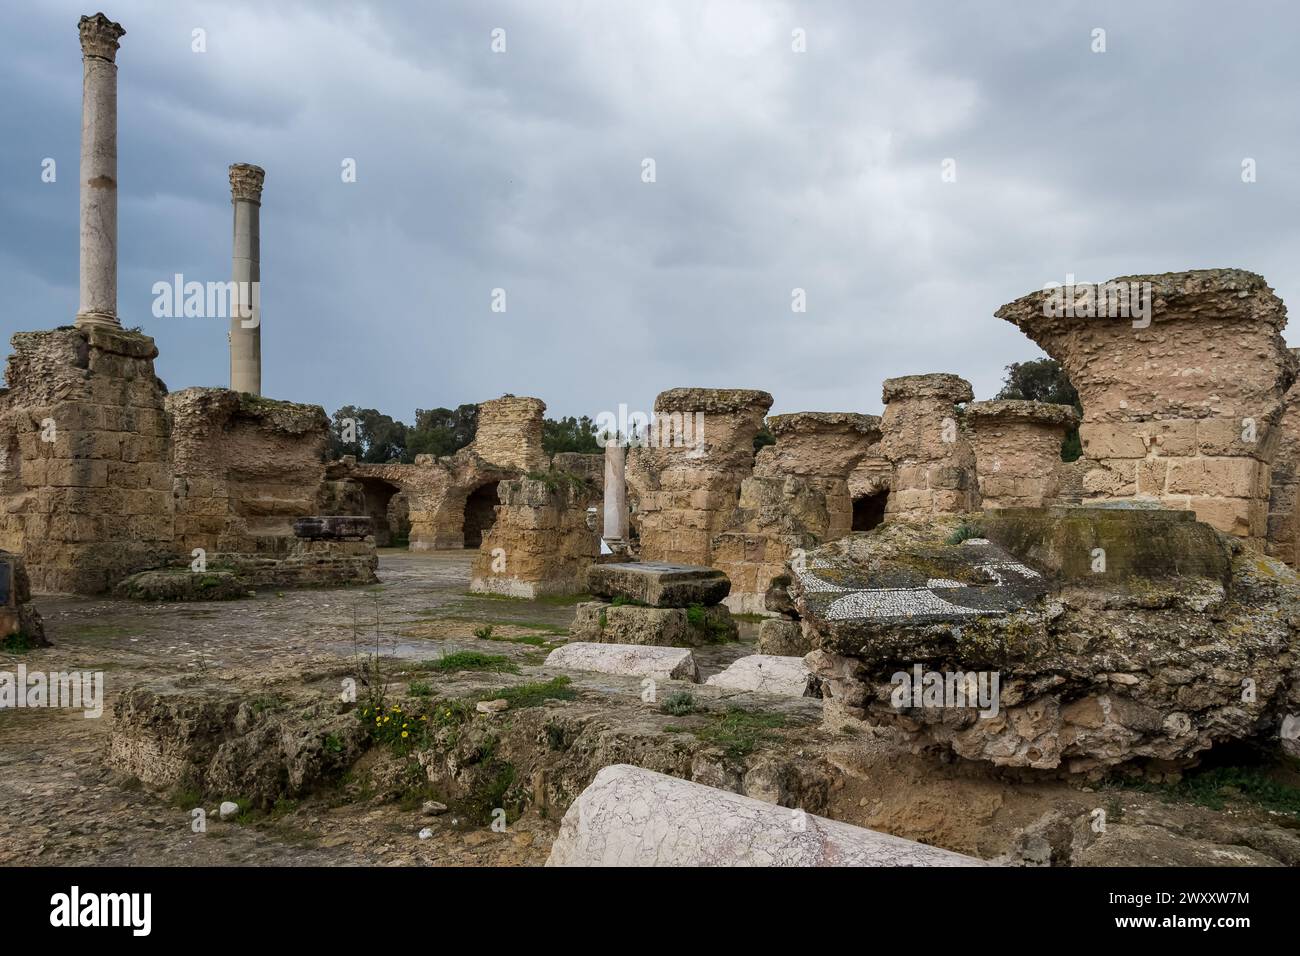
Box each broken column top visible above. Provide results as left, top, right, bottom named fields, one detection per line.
left=996, top=268, right=1287, bottom=333
left=767, top=411, right=882, bottom=441
left=79, top=12, right=125, bottom=60
left=759, top=412, right=883, bottom=478
left=882, top=373, right=973, bottom=405
left=229, top=163, right=266, bottom=203
left=966, top=400, right=1078, bottom=428
left=654, top=387, right=774, bottom=415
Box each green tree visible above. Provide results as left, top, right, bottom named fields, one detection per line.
left=542, top=415, right=601, bottom=455
left=328, top=406, right=408, bottom=463
left=407, top=404, right=479, bottom=459
left=995, top=358, right=1083, bottom=461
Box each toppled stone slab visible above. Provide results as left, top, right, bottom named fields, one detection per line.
left=292, top=515, right=373, bottom=540
left=108, top=679, right=367, bottom=807
left=570, top=602, right=738, bottom=647
left=584, top=562, right=730, bottom=608
left=791, top=515, right=1300, bottom=774
left=113, top=569, right=247, bottom=602
left=544, top=643, right=699, bottom=682
left=546, top=765, right=985, bottom=866
left=705, top=655, right=819, bottom=698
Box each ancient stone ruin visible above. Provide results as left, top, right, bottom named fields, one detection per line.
left=4, top=12, right=1300, bottom=875
left=997, top=270, right=1294, bottom=549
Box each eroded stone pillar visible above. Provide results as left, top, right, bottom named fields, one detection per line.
left=228, top=163, right=265, bottom=395
left=602, top=441, right=628, bottom=546
left=967, top=400, right=1078, bottom=509
left=712, top=411, right=881, bottom=614
left=75, top=13, right=126, bottom=330
left=997, top=270, right=1292, bottom=548
left=634, top=388, right=773, bottom=566
left=879, top=374, right=978, bottom=517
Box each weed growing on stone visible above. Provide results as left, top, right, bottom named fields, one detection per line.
left=1114, top=765, right=1300, bottom=815
left=482, top=676, right=575, bottom=709
left=691, top=707, right=787, bottom=758
left=423, top=651, right=519, bottom=674
left=660, top=691, right=697, bottom=716
left=359, top=702, right=430, bottom=753
left=945, top=521, right=985, bottom=544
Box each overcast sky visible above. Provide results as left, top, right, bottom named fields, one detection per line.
left=2, top=0, right=1296, bottom=424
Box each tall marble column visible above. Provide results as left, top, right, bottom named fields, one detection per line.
left=74, top=13, right=126, bottom=330
left=602, top=440, right=629, bottom=546
left=228, top=163, right=264, bottom=395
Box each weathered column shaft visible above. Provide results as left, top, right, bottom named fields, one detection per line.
left=228, top=163, right=265, bottom=395
left=602, top=441, right=628, bottom=542
left=75, top=13, right=126, bottom=329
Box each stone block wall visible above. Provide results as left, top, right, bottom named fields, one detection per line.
left=336, top=395, right=547, bottom=550
left=713, top=412, right=880, bottom=614
left=469, top=476, right=599, bottom=597
left=633, top=388, right=773, bottom=566
left=878, top=373, right=979, bottom=518
left=167, top=387, right=329, bottom=556
left=472, top=396, right=547, bottom=473
left=967, top=400, right=1077, bottom=508
left=0, top=327, right=173, bottom=593
left=997, top=270, right=1293, bottom=549
left=1267, top=354, right=1300, bottom=567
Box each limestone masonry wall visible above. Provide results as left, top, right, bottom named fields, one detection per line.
left=469, top=475, right=600, bottom=597
left=0, top=327, right=172, bottom=593
left=968, top=400, right=1078, bottom=509
left=633, top=387, right=773, bottom=566
left=167, top=387, right=329, bottom=555
left=713, top=412, right=881, bottom=614
left=997, top=270, right=1294, bottom=550
left=879, top=373, right=979, bottom=518
left=1267, top=351, right=1300, bottom=567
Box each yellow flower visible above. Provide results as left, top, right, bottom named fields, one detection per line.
left=401, top=731, right=409, bottom=738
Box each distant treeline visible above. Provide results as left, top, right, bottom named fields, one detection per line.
left=327, top=404, right=601, bottom=463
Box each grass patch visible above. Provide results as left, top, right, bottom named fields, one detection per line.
left=422, top=651, right=519, bottom=675
left=0, top=632, right=35, bottom=653
left=481, top=676, right=575, bottom=710
left=408, top=680, right=433, bottom=697
left=945, top=521, right=985, bottom=545
left=660, top=691, right=697, bottom=717
left=1112, top=765, right=1300, bottom=815
left=691, top=707, right=787, bottom=758
left=167, top=785, right=204, bottom=810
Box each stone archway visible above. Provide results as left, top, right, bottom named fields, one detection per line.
left=463, top=483, right=500, bottom=549
left=356, top=476, right=402, bottom=547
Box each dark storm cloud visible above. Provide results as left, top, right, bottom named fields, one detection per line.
left=1, top=0, right=1294, bottom=425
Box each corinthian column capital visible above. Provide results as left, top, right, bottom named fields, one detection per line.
left=229, top=163, right=266, bottom=204
left=79, top=12, right=125, bottom=62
